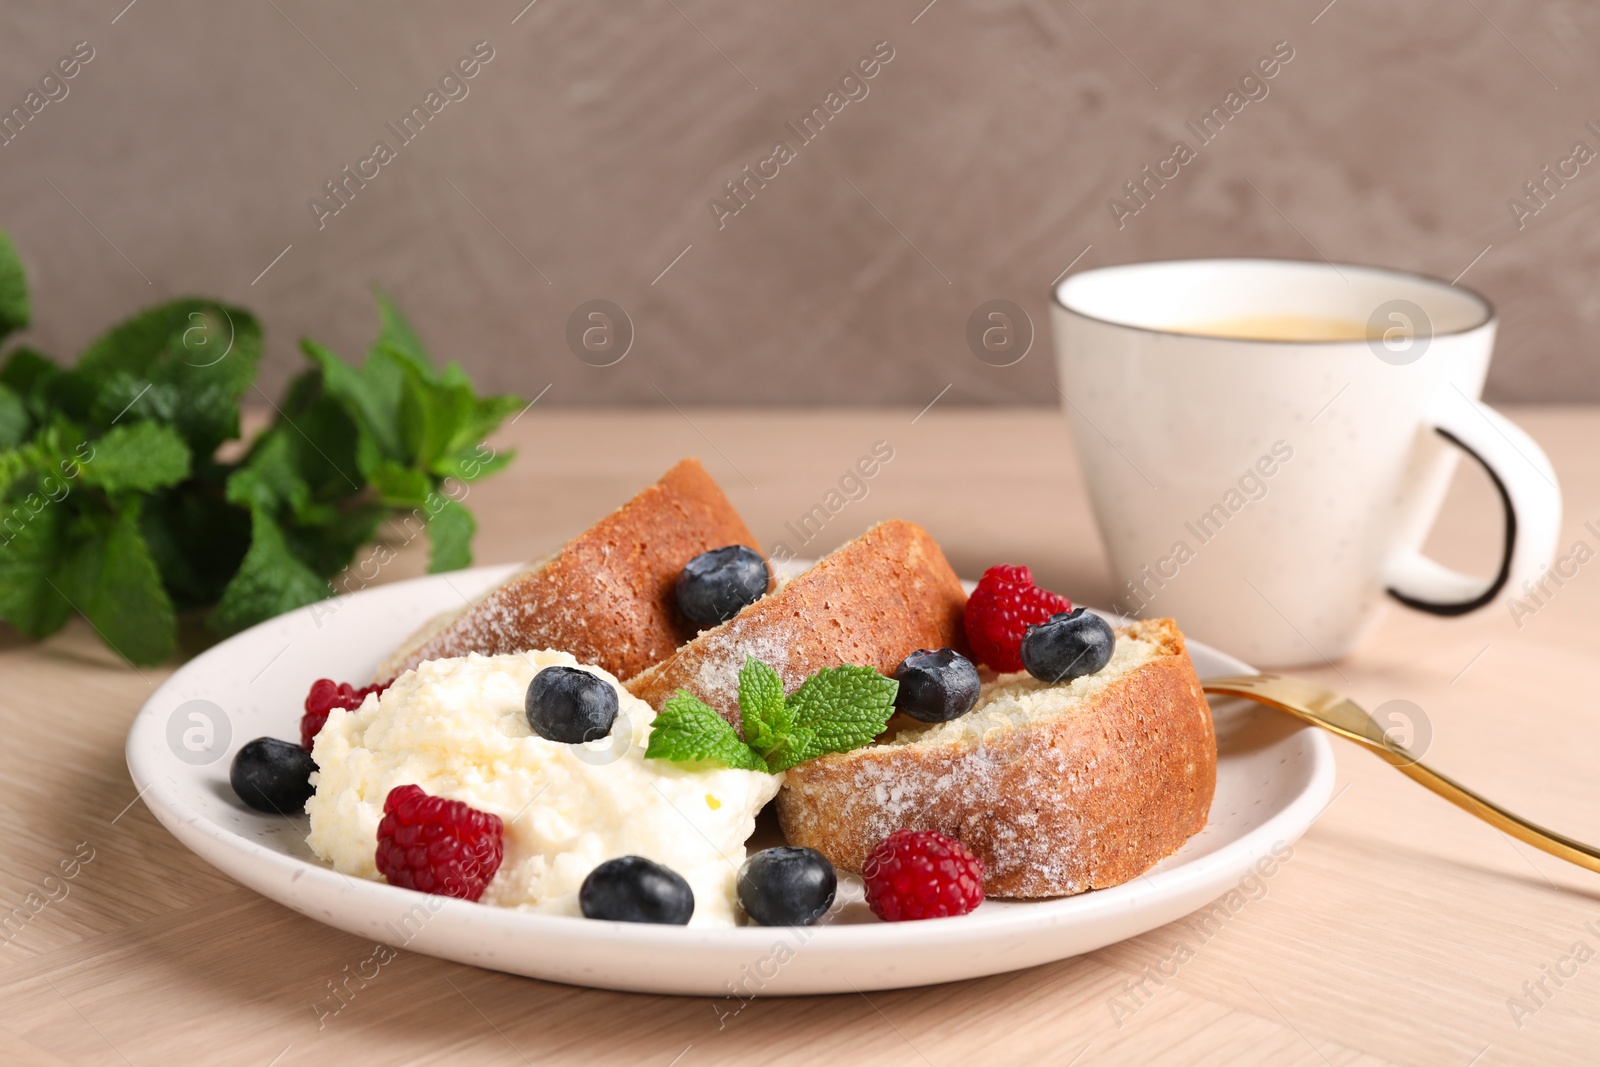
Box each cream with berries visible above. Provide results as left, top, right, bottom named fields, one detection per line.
left=305, top=649, right=781, bottom=926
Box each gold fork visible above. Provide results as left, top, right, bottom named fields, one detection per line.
left=1203, top=673, right=1600, bottom=876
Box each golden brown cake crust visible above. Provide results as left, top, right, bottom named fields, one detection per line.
left=624, top=519, right=968, bottom=722
left=378, top=458, right=761, bottom=681
left=775, top=618, right=1217, bottom=899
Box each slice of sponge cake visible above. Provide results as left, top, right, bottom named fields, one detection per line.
left=624, top=520, right=968, bottom=723
left=377, top=458, right=762, bottom=681
left=776, top=618, right=1216, bottom=898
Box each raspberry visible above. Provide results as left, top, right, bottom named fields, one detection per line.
left=374, top=784, right=504, bottom=902
left=963, top=565, right=1071, bottom=673
left=861, top=829, right=985, bottom=922
left=301, top=677, right=390, bottom=750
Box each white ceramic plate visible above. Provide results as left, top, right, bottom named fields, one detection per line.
left=126, top=563, right=1334, bottom=996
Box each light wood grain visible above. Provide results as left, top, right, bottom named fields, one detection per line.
left=2, top=406, right=1597, bottom=1066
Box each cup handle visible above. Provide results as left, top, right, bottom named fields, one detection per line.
left=1384, top=388, right=1561, bottom=616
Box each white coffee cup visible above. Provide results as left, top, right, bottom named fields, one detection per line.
left=1050, top=258, right=1561, bottom=668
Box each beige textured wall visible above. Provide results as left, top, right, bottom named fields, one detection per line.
left=1, top=0, right=1596, bottom=405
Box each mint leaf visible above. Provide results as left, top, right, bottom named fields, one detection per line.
left=268, top=369, right=364, bottom=502
left=0, top=232, right=29, bottom=346
left=1, top=348, right=66, bottom=423
left=398, top=361, right=475, bottom=470
left=301, top=339, right=407, bottom=464
left=426, top=497, right=475, bottom=573
left=140, top=482, right=251, bottom=609
left=737, top=656, right=789, bottom=754
left=219, top=369, right=377, bottom=581
left=24, top=416, right=94, bottom=488
left=454, top=394, right=523, bottom=456
left=0, top=501, right=71, bottom=638
left=80, top=421, right=191, bottom=494
left=436, top=441, right=515, bottom=483
left=0, top=384, right=28, bottom=450
left=219, top=373, right=377, bottom=587
left=370, top=291, right=433, bottom=375
left=0, top=447, right=29, bottom=498
left=75, top=300, right=261, bottom=456
left=70, top=503, right=176, bottom=665
left=645, top=690, right=767, bottom=771
left=224, top=430, right=311, bottom=516
left=368, top=460, right=429, bottom=508
left=286, top=504, right=383, bottom=579
left=770, top=665, right=899, bottom=772
left=209, top=509, right=332, bottom=635
left=645, top=660, right=898, bottom=774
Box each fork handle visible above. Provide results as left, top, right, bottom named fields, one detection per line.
left=1203, top=673, right=1600, bottom=877
left=1372, top=747, right=1600, bottom=875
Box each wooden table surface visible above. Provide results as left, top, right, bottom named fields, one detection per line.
left=3, top=406, right=1599, bottom=1067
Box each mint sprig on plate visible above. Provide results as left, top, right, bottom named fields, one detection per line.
left=646, top=657, right=899, bottom=773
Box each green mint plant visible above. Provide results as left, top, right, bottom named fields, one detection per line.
left=0, top=230, right=520, bottom=664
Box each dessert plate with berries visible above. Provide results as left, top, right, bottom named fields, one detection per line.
left=126, top=560, right=1333, bottom=996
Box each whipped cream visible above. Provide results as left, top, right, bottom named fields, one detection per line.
left=305, top=649, right=781, bottom=926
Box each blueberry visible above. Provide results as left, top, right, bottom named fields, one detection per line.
left=1020, top=608, right=1116, bottom=683
left=579, top=856, right=695, bottom=924
left=230, top=737, right=316, bottom=814
left=676, top=545, right=769, bottom=626
left=525, top=666, right=619, bottom=744
left=737, top=846, right=837, bottom=926
left=892, top=648, right=981, bottom=723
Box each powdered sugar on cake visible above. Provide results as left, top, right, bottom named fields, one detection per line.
left=687, top=621, right=795, bottom=710
left=810, top=634, right=1164, bottom=891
